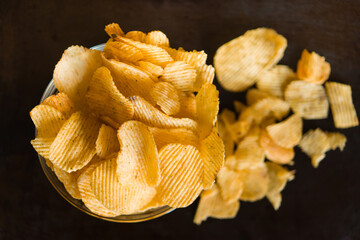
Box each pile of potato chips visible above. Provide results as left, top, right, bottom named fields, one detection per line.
left=194, top=28, right=358, bottom=224
left=30, top=23, right=225, bottom=217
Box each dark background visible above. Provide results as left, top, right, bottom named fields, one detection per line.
left=1, top=0, right=359, bottom=239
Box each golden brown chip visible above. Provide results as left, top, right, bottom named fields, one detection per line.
left=116, top=121, right=159, bottom=187
left=130, top=96, right=197, bottom=131
left=85, top=67, right=134, bottom=127
left=31, top=137, right=54, bottom=159
left=49, top=111, right=101, bottom=172
left=42, top=92, right=76, bottom=118
left=53, top=46, right=103, bottom=107
left=150, top=81, right=180, bottom=115
left=266, top=114, right=303, bottom=148
left=216, top=166, right=244, bottom=202
left=196, top=83, right=219, bottom=139
left=284, top=80, right=329, bottom=119
left=103, top=40, right=144, bottom=63
left=239, top=164, right=269, bottom=202
left=54, top=166, right=82, bottom=199
left=217, top=118, right=235, bottom=157
left=136, top=61, right=164, bottom=81
left=174, top=91, right=197, bottom=119
left=139, top=193, right=166, bottom=212
left=219, top=109, right=236, bottom=126
left=125, top=31, right=147, bottom=42
left=325, top=82, right=359, bottom=128
left=297, top=49, right=331, bottom=84
left=233, top=100, right=247, bottom=114
left=164, top=47, right=207, bottom=67
left=246, top=88, right=271, bottom=105
left=160, top=61, right=197, bottom=92
left=105, top=23, right=124, bottom=37
left=214, top=28, right=287, bottom=92
left=95, top=124, right=120, bottom=158
left=157, top=144, right=203, bottom=208
left=326, top=131, right=347, bottom=151
left=201, top=127, right=225, bottom=189
left=228, top=121, right=251, bottom=143
left=149, top=127, right=199, bottom=150
left=145, top=31, right=170, bottom=47
left=193, top=64, right=215, bottom=91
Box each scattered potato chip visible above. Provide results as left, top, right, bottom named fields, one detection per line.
left=105, top=23, right=124, bottom=37
left=150, top=81, right=180, bottom=115
left=85, top=67, right=134, bottom=127
left=95, top=124, right=120, bottom=158
left=228, top=120, right=251, bottom=143
left=54, top=166, right=82, bottom=199
left=149, top=127, right=199, bottom=150
left=104, top=40, right=144, bottom=63
left=256, top=65, right=297, bottom=98
left=42, top=92, right=75, bottom=118
left=164, top=47, right=207, bottom=67
left=239, top=164, right=269, bottom=202
left=160, top=61, right=197, bottom=92
left=116, top=121, right=159, bottom=187
left=157, top=144, right=203, bottom=208
left=196, top=83, right=219, bottom=139
left=145, top=31, right=170, bottom=47
left=193, top=64, right=215, bottom=91
left=266, top=114, right=302, bottom=148
left=284, top=80, right=329, bottom=119
left=31, top=137, right=54, bottom=159
left=297, top=49, right=331, bottom=84
left=325, top=82, right=359, bottom=128
left=201, top=127, right=225, bottom=189
left=266, top=162, right=294, bottom=210
left=219, top=109, right=236, bottom=126
left=193, top=184, right=240, bottom=225
left=130, top=96, right=197, bottom=131
left=49, top=111, right=101, bottom=172
left=246, top=88, right=271, bottom=105
left=136, top=61, right=164, bottom=81
left=53, top=46, right=103, bottom=107
left=30, top=105, right=67, bottom=137
left=233, top=100, right=247, bottom=114
left=214, top=28, right=287, bottom=92
left=125, top=31, right=147, bottom=42
left=217, top=166, right=244, bottom=202
left=217, top=119, right=235, bottom=157
left=174, top=91, right=197, bottom=119
left=326, top=132, right=347, bottom=151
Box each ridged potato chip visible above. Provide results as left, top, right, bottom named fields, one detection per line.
left=193, top=184, right=240, bottom=225
left=139, top=193, right=166, bottom=212
left=246, top=88, right=271, bottom=105
left=196, top=83, right=219, bottom=139
left=217, top=118, right=235, bottom=157
left=116, top=121, right=159, bottom=187
left=149, top=127, right=199, bottom=150
left=126, top=31, right=147, bottom=42
left=266, top=162, right=294, bottom=210
left=136, top=61, right=164, bottom=81
left=214, top=28, right=287, bottom=92
left=239, top=164, right=269, bottom=202
left=145, top=31, right=170, bottom=47
left=325, top=82, right=359, bottom=128
left=256, top=65, right=296, bottom=98
left=42, top=92, right=75, bottom=118
left=86, top=67, right=134, bottom=127
left=217, top=166, right=244, bottom=202
left=31, top=137, right=54, bottom=159
left=160, top=61, right=197, bottom=92
left=284, top=80, right=329, bottom=119
left=150, top=81, right=180, bottom=115
left=104, top=40, right=144, bottom=63
left=157, top=144, right=203, bottom=208
left=130, top=96, right=197, bottom=131
left=201, top=127, right=225, bottom=189
left=193, top=64, right=215, bottom=91
left=164, top=47, right=207, bottom=67
left=266, top=114, right=302, bottom=148
left=297, top=49, right=330, bottom=84
left=326, top=131, right=347, bottom=151
left=49, top=111, right=101, bottom=172
left=105, top=23, right=124, bottom=37
left=54, top=166, right=82, bottom=199
left=95, top=124, right=120, bottom=158
left=30, top=105, right=67, bottom=137
left=53, top=46, right=103, bottom=107
left=174, top=91, right=197, bottom=119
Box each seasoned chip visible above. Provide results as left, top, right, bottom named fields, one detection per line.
left=217, top=166, right=244, bottom=202
left=95, top=124, right=120, bottom=158
left=233, top=100, right=247, bottom=114
left=284, top=80, right=329, bottom=119
left=246, top=88, right=271, bottom=105
left=266, top=114, right=302, bottom=148
left=116, top=121, right=159, bottom=187
left=149, top=127, right=199, bottom=150
left=105, top=23, right=124, bottom=37
left=30, top=105, right=67, bottom=137
left=125, top=31, right=147, bottom=42
left=256, top=65, right=297, bottom=98
left=103, top=40, right=144, bottom=63
left=157, top=144, right=203, bottom=208
left=42, top=92, right=75, bottom=118
left=239, top=164, right=269, bottom=202
left=164, top=47, right=207, bottom=67
left=214, top=28, right=287, bottom=92
left=49, top=111, right=101, bottom=172
left=150, top=81, right=180, bottom=115
left=325, top=82, right=359, bottom=128
left=196, top=83, right=219, bottom=139
left=145, top=31, right=170, bottom=47
left=201, top=127, right=225, bottom=189
left=85, top=67, right=134, bottom=127
left=136, top=61, right=164, bottom=81
left=326, top=131, right=347, bottom=151
left=130, top=96, right=197, bottom=131
left=160, top=61, right=197, bottom=92
left=54, top=166, right=82, bottom=199
left=297, top=49, right=330, bottom=84
left=174, top=91, right=197, bottom=119
left=193, top=64, right=215, bottom=91
left=53, top=46, right=102, bottom=107
left=31, top=137, right=54, bottom=159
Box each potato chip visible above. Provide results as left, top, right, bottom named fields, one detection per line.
left=157, top=144, right=203, bottom=208
left=233, top=100, right=247, bottom=114
left=284, top=80, right=329, bottom=119
left=174, top=91, right=197, bottom=119
left=116, top=121, right=159, bottom=187
left=239, top=164, right=269, bottom=202
left=326, top=131, right=347, bottom=151
left=193, top=64, right=215, bottom=91
left=164, top=47, right=207, bottom=67
left=49, top=111, right=101, bottom=172
left=325, top=82, right=359, bottom=128
left=42, top=92, right=76, bottom=118
left=201, top=127, right=225, bottom=189
left=246, top=88, right=271, bottom=105
left=125, top=31, right=147, bottom=42
left=266, top=162, right=294, bottom=210
left=145, top=31, right=170, bottom=47
left=54, top=166, right=82, bottom=199
left=217, top=166, right=244, bottom=202
left=228, top=121, right=251, bottom=143
left=196, top=83, right=219, bottom=139
left=139, top=193, right=166, bottom=212
left=256, top=65, right=297, bottom=98
left=31, top=137, right=54, bottom=159
left=219, top=109, right=236, bottom=126
left=85, top=67, right=134, bottom=127
left=95, top=124, right=120, bottom=158
left=130, top=96, right=197, bottom=131
left=214, top=28, right=287, bottom=92
left=136, top=61, right=164, bottom=81
left=150, top=81, right=180, bottom=115
left=149, top=127, right=199, bottom=150
left=105, top=23, right=124, bottom=37
left=259, top=130, right=294, bottom=165
left=103, top=40, right=144, bottom=63
left=160, top=61, right=197, bottom=92
left=266, top=114, right=302, bottom=148
left=193, top=184, right=239, bottom=225
left=217, top=119, right=235, bottom=157
left=53, top=46, right=103, bottom=107
left=297, top=49, right=330, bottom=84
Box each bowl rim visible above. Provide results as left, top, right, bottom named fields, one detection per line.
left=36, top=43, right=175, bottom=223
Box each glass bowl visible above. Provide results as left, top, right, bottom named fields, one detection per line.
left=37, top=43, right=175, bottom=223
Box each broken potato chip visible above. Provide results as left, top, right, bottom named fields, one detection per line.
left=297, top=49, right=331, bottom=84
